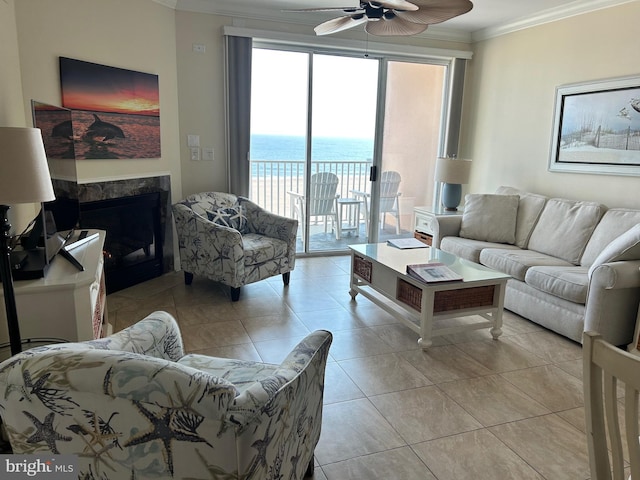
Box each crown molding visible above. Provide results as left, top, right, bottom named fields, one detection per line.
left=472, top=0, right=638, bottom=41
left=174, top=0, right=637, bottom=43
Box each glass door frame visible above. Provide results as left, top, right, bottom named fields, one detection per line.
left=300, top=49, right=382, bottom=254
left=251, top=40, right=460, bottom=253
left=366, top=56, right=452, bottom=244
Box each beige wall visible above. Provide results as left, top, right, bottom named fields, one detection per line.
left=463, top=1, right=640, bottom=208
left=175, top=11, right=231, bottom=196
left=0, top=0, right=35, bottom=230
left=13, top=0, right=182, bottom=205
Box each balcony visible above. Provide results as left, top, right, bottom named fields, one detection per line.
left=250, top=159, right=411, bottom=252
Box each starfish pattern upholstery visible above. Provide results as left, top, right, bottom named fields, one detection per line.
left=172, top=192, right=298, bottom=301
left=0, top=311, right=332, bottom=479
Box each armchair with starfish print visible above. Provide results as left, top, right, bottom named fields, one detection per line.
left=172, top=192, right=298, bottom=301
left=0, top=311, right=332, bottom=479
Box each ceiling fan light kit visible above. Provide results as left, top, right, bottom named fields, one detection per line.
left=292, top=0, right=473, bottom=37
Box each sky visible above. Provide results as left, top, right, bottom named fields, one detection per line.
left=250, top=48, right=379, bottom=138
left=561, top=87, right=640, bottom=134
left=60, top=57, right=160, bottom=116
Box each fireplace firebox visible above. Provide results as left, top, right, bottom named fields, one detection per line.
left=80, top=193, right=163, bottom=293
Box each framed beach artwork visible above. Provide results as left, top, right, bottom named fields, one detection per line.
left=59, top=57, right=161, bottom=160
left=549, top=75, right=640, bottom=176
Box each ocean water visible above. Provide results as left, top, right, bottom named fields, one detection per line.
left=250, top=134, right=374, bottom=162
left=34, top=109, right=161, bottom=160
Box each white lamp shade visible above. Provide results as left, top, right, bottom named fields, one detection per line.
left=0, top=127, right=55, bottom=205
left=434, top=157, right=472, bottom=184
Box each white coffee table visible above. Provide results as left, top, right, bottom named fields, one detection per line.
left=349, top=243, right=510, bottom=349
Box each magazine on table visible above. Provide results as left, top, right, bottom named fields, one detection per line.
left=406, top=262, right=463, bottom=284
left=387, top=237, right=428, bottom=249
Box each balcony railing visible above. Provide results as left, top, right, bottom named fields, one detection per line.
left=250, top=159, right=372, bottom=217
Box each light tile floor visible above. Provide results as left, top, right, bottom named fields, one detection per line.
left=107, top=255, right=592, bottom=480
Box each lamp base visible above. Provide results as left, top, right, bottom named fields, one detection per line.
left=0, top=204, right=22, bottom=355
left=441, top=183, right=462, bottom=211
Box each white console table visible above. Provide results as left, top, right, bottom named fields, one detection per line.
left=0, top=229, right=109, bottom=359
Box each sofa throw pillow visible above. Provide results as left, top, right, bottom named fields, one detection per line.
left=495, top=186, right=548, bottom=249
left=459, top=194, right=519, bottom=244
left=206, top=206, right=248, bottom=233
left=588, top=224, right=640, bottom=276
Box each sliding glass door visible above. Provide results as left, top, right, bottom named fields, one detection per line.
left=372, top=60, right=446, bottom=240
left=307, top=54, right=378, bottom=252
left=249, top=46, right=450, bottom=254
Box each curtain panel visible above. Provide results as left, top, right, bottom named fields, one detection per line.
left=225, top=35, right=252, bottom=197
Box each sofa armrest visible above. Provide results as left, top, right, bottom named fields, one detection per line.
left=432, top=216, right=463, bottom=248
left=584, top=261, right=640, bottom=346
left=239, top=197, right=298, bottom=242
left=225, top=330, right=332, bottom=430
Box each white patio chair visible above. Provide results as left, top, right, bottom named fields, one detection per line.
left=288, top=171, right=340, bottom=239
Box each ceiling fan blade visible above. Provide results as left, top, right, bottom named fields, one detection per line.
left=283, top=6, right=362, bottom=13
left=364, top=17, right=428, bottom=35
left=395, top=0, right=473, bottom=25
left=374, top=0, right=418, bottom=11
left=314, top=15, right=368, bottom=35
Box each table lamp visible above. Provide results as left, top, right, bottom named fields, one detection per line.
left=434, top=156, right=472, bottom=211
left=0, top=127, right=55, bottom=355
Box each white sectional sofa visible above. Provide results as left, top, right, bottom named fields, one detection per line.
left=431, top=186, right=640, bottom=346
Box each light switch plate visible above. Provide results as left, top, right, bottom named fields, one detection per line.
left=190, top=147, right=200, bottom=161
left=187, top=135, right=200, bottom=147
left=203, top=147, right=214, bottom=161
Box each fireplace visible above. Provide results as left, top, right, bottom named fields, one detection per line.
left=80, top=193, right=163, bottom=293
left=50, top=174, right=174, bottom=294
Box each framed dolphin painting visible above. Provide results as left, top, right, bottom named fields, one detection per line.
left=59, top=57, right=160, bottom=160
left=31, top=100, right=76, bottom=159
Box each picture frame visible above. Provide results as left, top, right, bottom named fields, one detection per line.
left=549, top=75, right=640, bottom=176
left=59, top=57, right=161, bottom=160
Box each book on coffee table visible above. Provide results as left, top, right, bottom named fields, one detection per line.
left=406, top=263, right=463, bottom=284
left=387, top=238, right=428, bottom=249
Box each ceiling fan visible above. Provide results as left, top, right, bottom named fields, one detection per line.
left=287, top=0, right=473, bottom=36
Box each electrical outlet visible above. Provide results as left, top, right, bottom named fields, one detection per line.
left=193, top=44, right=206, bottom=53
left=203, top=147, right=214, bottom=161
left=190, top=147, right=200, bottom=161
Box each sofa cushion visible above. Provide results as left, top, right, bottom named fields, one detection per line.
left=527, top=198, right=605, bottom=264
left=495, top=186, right=548, bottom=249
left=242, top=233, right=288, bottom=265
left=524, top=266, right=590, bottom=304
left=459, top=194, right=520, bottom=244
left=439, top=236, right=520, bottom=263
left=581, top=208, right=640, bottom=266
left=179, top=354, right=277, bottom=396
left=588, top=224, right=640, bottom=276
left=479, top=248, right=574, bottom=281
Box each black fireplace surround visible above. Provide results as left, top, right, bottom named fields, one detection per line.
left=52, top=175, right=173, bottom=294
left=80, top=193, right=163, bottom=293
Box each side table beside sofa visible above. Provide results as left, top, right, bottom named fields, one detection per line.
left=427, top=186, right=640, bottom=346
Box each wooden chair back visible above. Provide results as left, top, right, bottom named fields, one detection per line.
left=584, top=330, right=640, bottom=480
left=309, top=172, right=339, bottom=215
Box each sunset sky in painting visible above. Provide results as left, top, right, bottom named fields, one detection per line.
left=60, top=57, right=160, bottom=116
